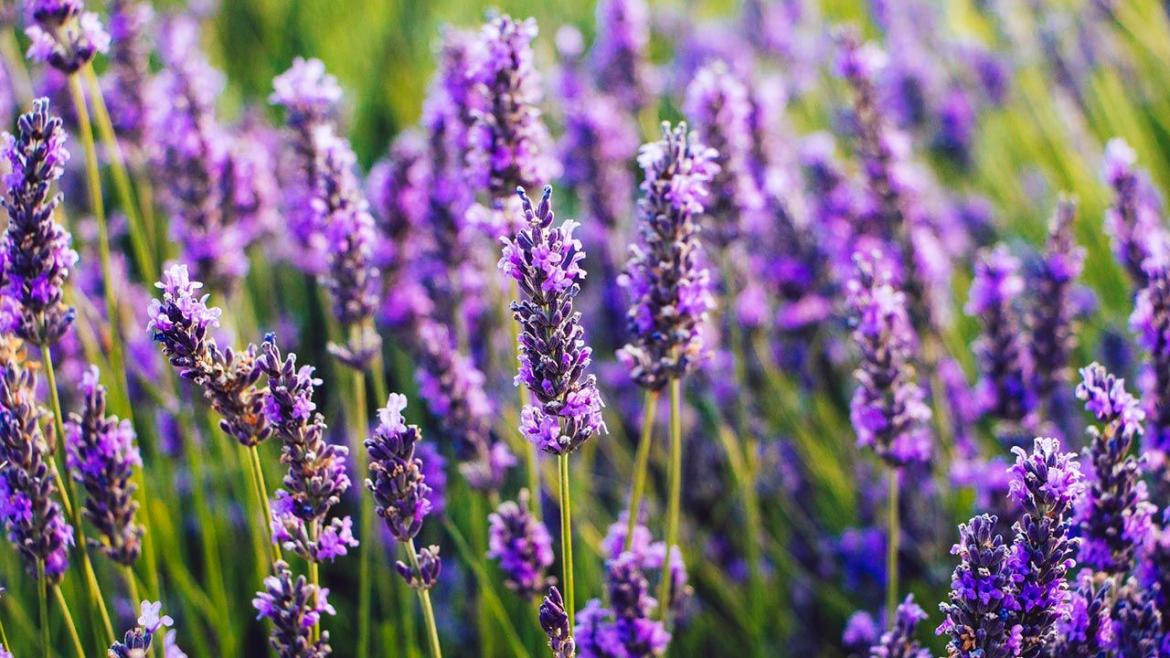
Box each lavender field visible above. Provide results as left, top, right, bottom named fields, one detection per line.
left=1, top=0, right=1169, bottom=655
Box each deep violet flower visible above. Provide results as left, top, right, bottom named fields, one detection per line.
left=25, top=0, right=109, bottom=73
left=1111, top=579, right=1163, bottom=656
left=1, top=98, right=78, bottom=346
left=618, top=122, right=718, bottom=391
left=936, top=514, right=1018, bottom=658
left=65, top=366, right=142, bottom=565
left=1131, top=257, right=1170, bottom=470
left=102, top=0, right=153, bottom=156
left=1074, top=363, right=1156, bottom=575
left=148, top=264, right=270, bottom=446
left=869, top=594, right=930, bottom=658
left=487, top=489, right=554, bottom=598
left=0, top=342, right=73, bottom=583
left=1005, top=437, right=1085, bottom=656
left=574, top=551, right=671, bottom=658
left=1055, top=570, right=1114, bottom=656
left=500, top=187, right=606, bottom=455
left=258, top=336, right=356, bottom=563
left=253, top=560, right=336, bottom=658
left=1102, top=138, right=1167, bottom=288
left=108, top=600, right=180, bottom=658
left=967, top=246, right=1035, bottom=425
left=541, top=586, right=577, bottom=658
left=846, top=251, right=931, bottom=466
left=589, top=0, right=653, bottom=111
left=1029, top=199, right=1084, bottom=411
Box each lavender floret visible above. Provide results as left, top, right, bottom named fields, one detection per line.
left=487, top=489, right=554, bottom=599
left=253, top=560, right=336, bottom=658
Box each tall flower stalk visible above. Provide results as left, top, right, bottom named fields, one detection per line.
left=365, top=393, right=443, bottom=658
left=500, top=187, right=606, bottom=635
left=618, top=123, right=716, bottom=626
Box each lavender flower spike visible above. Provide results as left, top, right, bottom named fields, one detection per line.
left=253, top=560, right=336, bottom=658
left=605, top=551, right=671, bottom=656
left=108, top=600, right=179, bottom=658
left=25, top=0, right=109, bottom=73
left=1102, top=138, right=1167, bottom=288
left=618, top=122, right=718, bottom=391
left=65, top=366, right=143, bottom=565
left=590, top=0, right=653, bottom=111
left=500, top=186, right=606, bottom=455
left=1006, top=437, right=1085, bottom=656
left=870, top=594, right=930, bottom=658
left=936, top=514, right=1018, bottom=658
left=541, top=586, right=576, bottom=657
left=1029, top=199, right=1084, bottom=410
left=0, top=339, right=72, bottom=581
left=487, top=489, right=554, bottom=598
left=1131, top=257, right=1170, bottom=469
left=1, top=98, right=79, bottom=346
left=1074, top=363, right=1156, bottom=574
left=846, top=251, right=931, bottom=466
left=967, top=246, right=1035, bottom=425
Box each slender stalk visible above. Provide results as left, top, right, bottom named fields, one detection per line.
left=0, top=614, right=9, bottom=656
left=624, top=389, right=659, bottom=551
left=51, top=585, right=86, bottom=658
left=309, top=522, right=321, bottom=643
left=122, top=564, right=140, bottom=609
left=80, top=65, right=156, bottom=281
left=43, top=347, right=116, bottom=643
left=246, top=444, right=282, bottom=563
left=406, top=540, right=443, bottom=658
left=659, top=376, right=683, bottom=627
left=886, top=468, right=900, bottom=626
left=557, top=454, right=575, bottom=630
left=352, top=362, right=372, bottom=658
left=37, top=560, right=48, bottom=658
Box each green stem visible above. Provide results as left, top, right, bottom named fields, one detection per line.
left=52, top=585, right=86, bottom=658
left=407, top=540, right=443, bottom=658
left=442, top=519, right=530, bottom=658
left=886, top=468, right=900, bottom=626
left=558, top=454, right=575, bottom=630
left=43, top=347, right=116, bottom=643
left=659, top=377, right=683, bottom=627
left=624, top=389, right=659, bottom=551
left=0, top=612, right=10, bottom=655
left=353, top=363, right=372, bottom=658
left=37, top=560, right=48, bottom=658
left=246, top=444, right=282, bottom=563
left=309, top=522, right=321, bottom=643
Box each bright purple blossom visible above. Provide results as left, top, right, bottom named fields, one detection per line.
left=108, top=600, right=180, bottom=658
left=936, top=514, right=1018, bottom=658
left=253, top=560, right=335, bottom=657
left=487, top=489, right=553, bottom=599
left=364, top=393, right=433, bottom=543
left=967, top=246, right=1035, bottom=424
left=1131, top=257, right=1170, bottom=471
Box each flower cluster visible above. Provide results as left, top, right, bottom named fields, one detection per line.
left=0, top=351, right=73, bottom=582
left=936, top=514, right=1018, bottom=658
left=540, top=586, right=576, bottom=658
left=487, top=489, right=554, bottom=599
left=65, top=366, right=143, bottom=565
left=1074, top=363, right=1156, bottom=574
left=576, top=551, right=671, bottom=657
left=589, top=0, right=653, bottom=111
left=500, top=187, right=606, bottom=455
left=253, top=560, right=336, bottom=658
left=258, top=336, right=356, bottom=562
left=618, top=122, right=718, bottom=390
left=1131, top=256, right=1170, bottom=468
left=968, top=246, right=1035, bottom=425
left=1, top=98, right=78, bottom=346
left=25, top=0, right=109, bottom=73
left=846, top=251, right=931, bottom=466
left=148, top=264, right=270, bottom=446
left=1055, top=571, right=1113, bottom=655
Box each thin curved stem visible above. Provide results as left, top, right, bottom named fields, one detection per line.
left=407, top=540, right=443, bottom=658
left=246, top=444, right=282, bottom=563
left=624, top=389, right=659, bottom=551
left=52, top=585, right=86, bottom=658
left=659, top=377, right=683, bottom=627
left=37, top=560, right=49, bottom=658
left=886, top=468, right=900, bottom=626
left=558, top=454, right=575, bottom=630
left=442, top=519, right=530, bottom=657
left=352, top=362, right=372, bottom=658
left=309, top=521, right=321, bottom=643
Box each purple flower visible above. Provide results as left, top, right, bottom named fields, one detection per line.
left=501, top=187, right=606, bottom=455
left=618, top=122, right=718, bottom=391
left=1, top=98, right=78, bottom=346
left=1102, top=138, right=1167, bottom=288
left=1055, top=570, right=1113, bottom=655
left=108, top=600, right=179, bottom=658
left=870, top=594, right=930, bottom=658
left=683, top=60, right=761, bottom=248
left=102, top=0, right=154, bottom=156
left=414, top=319, right=512, bottom=491
left=1131, top=257, right=1170, bottom=470
left=842, top=610, right=878, bottom=655
left=64, top=366, right=143, bottom=566
left=558, top=93, right=637, bottom=234
left=589, top=0, right=653, bottom=111
left=468, top=13, right=556, bottom=229
left=967, top=246, right=1035, bottom=424
left=540, top=586, right=576, bottom=658
left=0, top=346, right=73, bottom=582
left=1111, top=579, right=1162, bottom=656
left=253, top=560, right=335, bottom=657
left=846, top=251, right=931, bottom=466
left=148, top=264, right=269, bottom=446
left=936, top=514, right=1018, bottom=658
left=487, top=489, right=553, bottom=599
left=396, top=544, right=441, bottom=591
left=25, top=0, right=108, bottom=73
left=364, top=393, right=433, bottom=543
left=606, top=552, right=673, bottom=657
left=1029, top=199, right=1084, bottom=411
left=1005, top=438, right=1085, bottom=656
left=1074, top=363, right=1156, bottom=574
left=258, top=336, right=354, bottom=561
